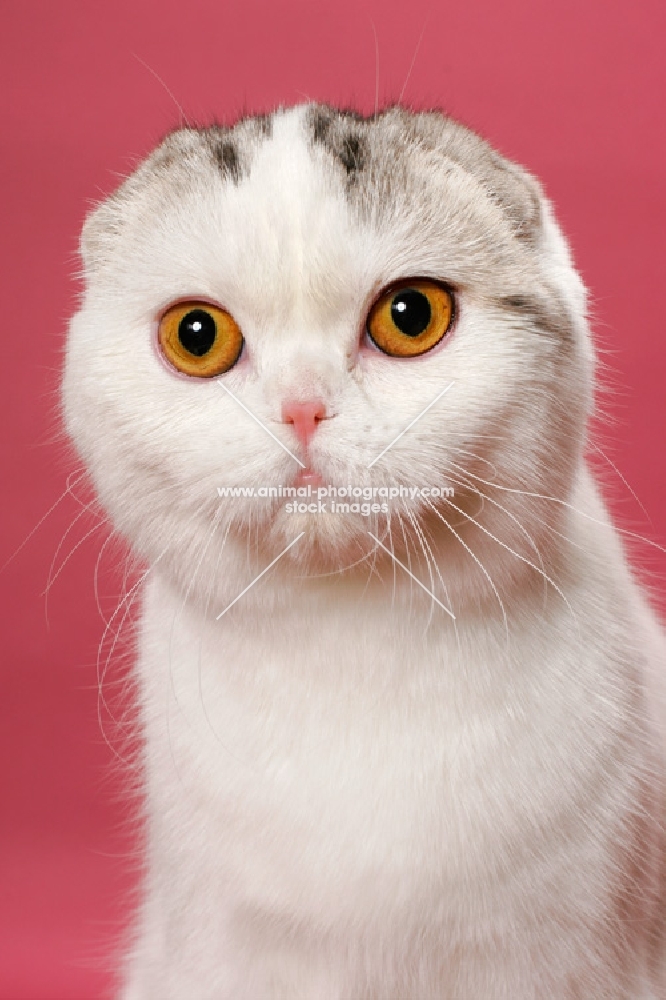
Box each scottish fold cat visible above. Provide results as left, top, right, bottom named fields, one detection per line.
left=63, top=103, right=666, bottom=998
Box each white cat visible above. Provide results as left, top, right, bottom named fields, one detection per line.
left=63, top=103, right=666, bottom=998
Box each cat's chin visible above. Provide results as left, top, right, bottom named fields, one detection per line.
left=267, top=508, right=380, bottom=573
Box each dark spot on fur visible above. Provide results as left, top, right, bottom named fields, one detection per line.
left=254, top=114, right=272, bottom=138
left=501, top=295, right=532, bottom=312
left=308, top=106, right=368, bottom=184
left=215, top=141, right=241, bottom=183
left=311, top=108, right=333, bottom=143
left=339, top=134, right=366, bottom=177
left=500, top=294, right=573, bottom=342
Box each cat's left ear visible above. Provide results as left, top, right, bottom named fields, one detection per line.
left=477, top=144, right=587, bottom=320
left=488, top=160, right=544, bottom=243
left=507, top=164, right=588, bottom=321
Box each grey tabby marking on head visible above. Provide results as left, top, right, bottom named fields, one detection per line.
left=304, top=104, right=540, bottom=238
left=213, top=140, right=242, bottom=183
left=304, top=105, right=570, bottom=344
left=308, top=105, right=368, bottom=180
left=206, top=114, right=274, bottom=184
left=82, top=103, right=572, bottom=347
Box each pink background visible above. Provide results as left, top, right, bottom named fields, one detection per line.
left=1, top=0, right=665, bottom=996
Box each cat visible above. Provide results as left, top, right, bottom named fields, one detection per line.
left=63, top=102, right=666, bottom=998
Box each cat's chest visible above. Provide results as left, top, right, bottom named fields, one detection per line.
left=138, top=575, right=589, bottom=929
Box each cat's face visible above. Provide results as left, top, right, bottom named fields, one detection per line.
left=63, top=104, right=592, bottom=597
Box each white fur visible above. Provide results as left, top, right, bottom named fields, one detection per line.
left=63, top=105, right=666, bottom=998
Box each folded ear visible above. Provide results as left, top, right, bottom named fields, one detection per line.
left=79, top=127, right=204, bottom=275
left=409, top=111, right=589, bottom=329
left=496, top=158, right=590, bottom=362
left=530, top=182, right=588, bottom=322
left=79, top=195, right=120, bottom=275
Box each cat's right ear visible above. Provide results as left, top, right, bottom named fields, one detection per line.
left=78, top=128, right=200, bottom=275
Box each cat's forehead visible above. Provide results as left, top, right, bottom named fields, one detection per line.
left=81, top=103, right=573, bottom=336
left=141, top=103, right=540, bottom=239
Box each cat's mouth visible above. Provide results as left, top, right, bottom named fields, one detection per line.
left=293, top=468, right=325, bottom=489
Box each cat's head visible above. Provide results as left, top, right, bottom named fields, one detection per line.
left=63, top=104, right=592, bottom=603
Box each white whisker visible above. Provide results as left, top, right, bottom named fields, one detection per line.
left=43, top=500, right=103, bottom=625
left=368, top=530, right=455, bottom=620
left=447, top=460, right=666, bottom=559
left=1, top=469, right=87, bottom=574
left=132, top=52, right=190, bottom=126
left=444, top=466, right=549, bottom=609
left=96, top=551, right=167, bottom=765
left=398, top=17, right=429, bottom=104
left=404, top=505, right=437, bottom=631
left=93, top=528, right=118, bottom=627
left=589, top=440, right=652, bottom=524
left=424, top=500, right=508, bottom=643
left=420, top=515, right=462, bottom=656
left=369, top=16, right=380, bottom=115
left=432, top=494, right=581, bottom=641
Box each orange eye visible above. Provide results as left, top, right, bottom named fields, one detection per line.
left=158, top=301, right=244, bottom=377
left=367, top=280, right=454, bottom=357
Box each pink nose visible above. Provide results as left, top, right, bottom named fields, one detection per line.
left=281, top=399, right=327, bottom=450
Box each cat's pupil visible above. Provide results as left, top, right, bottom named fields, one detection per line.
left=178, top=310, right=217, bottom=356
left=390, top=289, right=432, bottom=337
